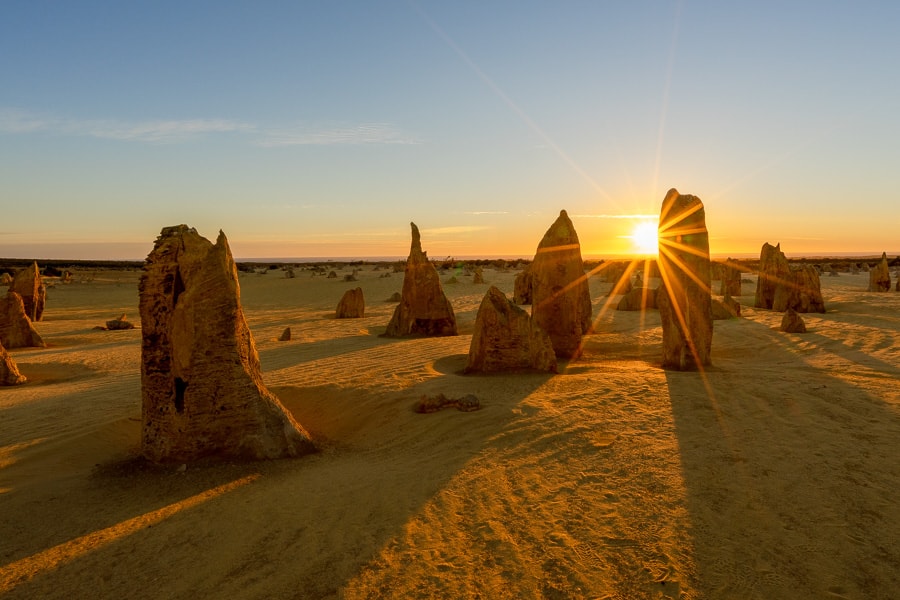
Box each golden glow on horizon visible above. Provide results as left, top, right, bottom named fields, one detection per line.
left=629, top=221, right=660, bottom=256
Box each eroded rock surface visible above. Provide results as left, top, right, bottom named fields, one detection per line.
left=139, top=225, right=315, bottom=462
left=0, top=340, right=26, bottom=386
left=0, top=292, right=45, bottom=348
left=336, top=287, right=365, bottom=318
left=11, top=262, right=46, bottom=322
left=868, top=252, right=891, bottom=292
left=657, top=188, right=712, bottom=370
left=383, top=223, right=457, bottom=337
left=466, top=286, right=557, bottom=374
left=530, top=210, right=592, bottom=358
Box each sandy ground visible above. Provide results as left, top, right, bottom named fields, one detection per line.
left=1, top=264, right=899, bottom=599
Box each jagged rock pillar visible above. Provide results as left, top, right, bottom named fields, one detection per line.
left=657, top=188, right=712, bottom=370
left=139, top=225, right=315, bottom=462
left=383, top=223, right=457, bottom=337
left=11, top=262, right=46, bottom=322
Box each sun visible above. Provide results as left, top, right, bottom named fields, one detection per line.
left=630, top=221, right=659, bottom=255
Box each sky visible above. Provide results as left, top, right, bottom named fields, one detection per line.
left=2, top=1, right=899, bottom=260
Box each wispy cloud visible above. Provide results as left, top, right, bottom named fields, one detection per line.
left=0, top=107, right=418, bottom=146
left=255, top=122, right=419, bottom=147
left=0, top=108, right=252, bottom=143
left=464, top=211, right=508, bottom=215
left=422, top=225, right=491, bottom=235
left=573, top=214, right=658, bottom=220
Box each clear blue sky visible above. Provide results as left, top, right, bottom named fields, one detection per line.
left=2, top=1, right=898, bottom=260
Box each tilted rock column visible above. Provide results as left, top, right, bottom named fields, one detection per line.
left=139, top=225, right=315, bottom=462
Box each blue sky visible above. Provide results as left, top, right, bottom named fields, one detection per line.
left=2, top=1, right=898, bottom=259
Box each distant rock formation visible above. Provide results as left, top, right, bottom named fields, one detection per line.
left=0, top=292, right=45, bottom=348
left=139, top=225, right=315, bottom=463
left=383, top=223, right=458, bottom=337
left=513, top=264, right=533, bottom=305
left=530, top=210, right=592, bottom=358
left=0, top=340, right=26, bottom=386
left=755, top=242, right=791, bottom=310
left=616, top=287, right=658, bottom=311
left=719, top=258, right=742, bottom=297
left=657, top=189, right=712, bottom=370
left=868, top=252, right=891, bottom=292
left=753, top=243, right=825, bottom=312
left=336, top=287, right=365, bottom=318
left=780, top=307, right=807, bottom=333
left=105, top=314, right=135, bottom=330
left=11, top=262, right=46, bottom=322
left=278, top=327, right=291, bottom=341
left=0, top=273, right=11, bottom=286
left=465, top=286, right=557, bottom=374
left=473, top=266, right=485, bottom=284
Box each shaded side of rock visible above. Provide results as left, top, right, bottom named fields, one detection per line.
left=139, top=224, right=315, bottom=463
left=0, top=292, right=45, bottom=348
left=719, top=258, right=742, bottom=297
left=0, top=340, right=26, bottom=385
left=336, top=287, right=365, bottom=318
left=780, top=307, right=807, bottom=333
left=530, top=210, right=592, bottom=358
left=787, top=265, right=826, bottom=313
left=465, top=286, right=557, bottom=374
left=106, top=314, right=136, bottom=330
left=657, top=188, right=712, bottom=370
left=278, top=327, right=291, bottom=341
left=383, top=223, right=457, bottom=337
left=513, top=264, right=533, bottom=305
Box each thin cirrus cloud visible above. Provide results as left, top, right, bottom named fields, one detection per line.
left=0, top=107, right=417, bottom=146
left=573, top=214, right=658, bottom=220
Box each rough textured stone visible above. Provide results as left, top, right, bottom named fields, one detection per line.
left=465, top=286, right=557, bottom=374
left=139, top=225, right=315, bottom=463
left=780, top=307, right=807, bottom=333
left=787, top=265, right=826, bottom=313
left=336, top=287, right=365, bottom=318
left=657, top=188, right=712, bottom=370
left=383, top=223, right=457, bottom=337
left=616, top=287, right=658, bottom=311
left=0, top=340, right=26, bottom=386
left=755, top=242, right=791, bottom=310
left=11, top=262, right=46, bottom=322
left=473, top=267, right=485, bottom=284
left=0, top=292, right=45, bottom=348
left=0, top=273, right=11, bottom=286
left=106, top=314, right=136, bottom=330
left=868, top=252, right=891, bottom=292
left=530, top=210, right=592, bottom=358
left=719, top=258, right=742, bottom=297
left=513, top=264, right=533, bottom=305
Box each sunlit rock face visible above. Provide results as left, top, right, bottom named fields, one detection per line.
left=466, top=286, right=557, bottom=374
left=11, top=262, right=46, bottom=322
left=336, top=287, right=365, bottom=318
left=754, top=243, right=826, bottom=313
left=0, top=340, right=26, bottom=386
left=868, top=252, right=891, bottom=292
left=139, top=225, right=315, bottom=463
left=530, top=210, right=592, bottom=359
left=383, top=223, right=457, bottom=337
left=0, top=291, right=45, bottom=348
left=657, top=188, right=712, bottom=371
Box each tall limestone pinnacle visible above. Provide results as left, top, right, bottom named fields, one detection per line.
left=139, top=225, right=315, bottom=462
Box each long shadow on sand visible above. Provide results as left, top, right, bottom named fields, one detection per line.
left=0, top=354, right=553, bottom=599
left=666, top=316, right=900, bottom=599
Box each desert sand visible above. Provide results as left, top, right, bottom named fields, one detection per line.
left=1, top=265, right=898, bottom=599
